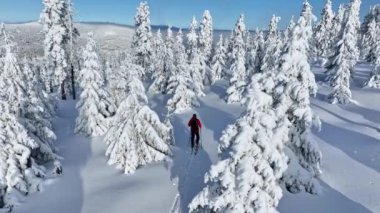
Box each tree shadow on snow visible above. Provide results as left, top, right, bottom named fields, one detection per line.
left=279, top=181, right=372, bottom=213
left=313, top=104, right=380, bottom=133
left=339, top=103, right=380, bottom=125
left=311, top=109, right=380, bottom=173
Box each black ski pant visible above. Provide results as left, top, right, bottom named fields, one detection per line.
left=191, top=131, right=200, bottom=148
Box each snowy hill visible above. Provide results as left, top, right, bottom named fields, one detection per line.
left=4, top=22, right=135, bottom=56
left=4, top=22, right=230, bottom=57
left=6, top=63, right=379, bottom=213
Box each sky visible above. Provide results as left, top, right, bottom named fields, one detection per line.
left=0, top=0, right=378, bottom=30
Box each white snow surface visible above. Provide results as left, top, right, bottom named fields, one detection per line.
left=5, top=63, right=380, bottom=213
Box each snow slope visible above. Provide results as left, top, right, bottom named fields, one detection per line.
left=6, top=63, right=380, bottom=213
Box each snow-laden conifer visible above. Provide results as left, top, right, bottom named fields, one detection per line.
left=365, top=24, right=380, bottom=88
left=314, top=0, right=334, bottom=59
left=261, top=15, right=282, bottom=74
left=150, top=27, right=175, bottom=94
left=283, top=17, right=295, bottom=45
left=131, top=1, right=153, bottom=73
left=190, top=72, right=288, bottom=213
left=105, top=67, right=172, bottom=174
left=0, top=28, right=59, bottom=209
left=149, top=29, right=165, bottom=92
left=253, top=30, right=265, bottom=74
left=277, top=0, right=322, bottom=194
left=109, top=55, right=144, bottom=107
left=327, top=0, right=361, bottom=104
left=187, top=17, right=206, bottom=97
left=226, top=15, right=247, bottom=103
left=361, top=19, right=378, bottom=63
left=21, top=60, right=57, bottom=162
left=75, top=33, right=115, bottom=137
left=209, top=34, right=227, bottom=83
left=166, top=30, right=199, bottom=113
left=199, top=10, right=213, bottom=63
left=40, top=0, right=71, bottom=98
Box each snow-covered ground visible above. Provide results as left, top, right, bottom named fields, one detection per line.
left=7, top=63, right=380, bottom=213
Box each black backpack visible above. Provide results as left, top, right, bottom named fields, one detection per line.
left=190, top=118, right=199, bottom=132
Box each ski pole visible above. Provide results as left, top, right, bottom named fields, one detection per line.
left=200, top=129, right=203, bottom=150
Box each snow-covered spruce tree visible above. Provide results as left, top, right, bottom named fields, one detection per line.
left=253, top=29, right=265, bottom=74
left=109, top=54, right=145, bottom=107
left=283, top=17, right=295, bottom=45
left=167, top=76, right=199, bottom=114
left=199, top=10, right=214, bottom=86
left=260, top=15, right=282, bottom=75
left=361, top=19, right=378, bottom=63
left=277, top=0, right=322, bottom=194
left=166, top=29, right=200, bottom=113
left=314, top=0, right=334, bottom=59
left=105, top=67, right=172, bottom=174
left=40, top=0, right=71, bottom=99
left=149, top=29, right=165, bottom=93
left=131, top=1, right=153, bottom=74
left=226, top=15, right=247, bottom=104
left=327, top=0, right=361, bottom=104
left=189, top=72, right=288, bottom=213
left=75, top=33, right=115, bottom=137
left=151, top=27, right=176, bottom=94
left=361, top=5, right=380, bottom=30
left=66, top=0, right=80, bottom=99
left=21, top=60, right=57, bottom=162
left=365, top=24, right=380, bottom=88
left=199, top=10, right=213, bottom=63
left=209, top=34, right=227, bottom=83
left=0, top=99, right=47, bottom=205
left=187, top=17, right=206, bottom=97
left=0, top=30, right=58, bottom=209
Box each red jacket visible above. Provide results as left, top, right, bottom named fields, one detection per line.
left=188, top=118, right=202, bottom=132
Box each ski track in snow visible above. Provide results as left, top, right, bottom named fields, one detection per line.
left=8, top=65, right=380, bottom=213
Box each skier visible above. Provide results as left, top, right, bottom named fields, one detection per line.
left=188, top=114, right=202, bottom=152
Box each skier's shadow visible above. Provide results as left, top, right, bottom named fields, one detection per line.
left=169, top=113, right=213, bottom=213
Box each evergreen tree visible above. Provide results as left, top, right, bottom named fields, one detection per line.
left=166, top=29, right=200, bottom=113
left=361, top=19, right=378, bottom=63
left=21, top=60, right=57, bottom=162
left=149, top=29, right=165, bottom=93
left=190, top=72, right=288, bottom=212
left=253, top=30, right=265, bottom=74
left=226, top=15, right=247, bottom=104
left=150, top=27, right=175, bottom=94
left=277, top=0, right=322, bottom=194
left=283, top=17, right=295, bottom=45
left=261, top=15, right=282, bottom=74
left=187, top=17, right=206, bottom=97
left=361, top=5, right=380, bottom=34
left=199, top=10, right=213, bottom=63
left=365, top=24, right=380, bottom=88
left=66, top=0, right=80, bottom=99
left=75, top=33, right=115, bottom=137
left=209, top=34, right=227, bottom=84
left=105, top=68, right=172, bottom=174
left=40, top=0, right=71, bottom=99
left=0, top=27, right=59, bottom=209
left=109, top=55, right=144, bottom=107
left=314, top=0, right=334, bottom=59
left=327, top=0, right=361, bottom=104
left=131, top=1, right=153, bottom=74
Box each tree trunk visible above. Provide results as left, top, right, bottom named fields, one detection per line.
left=71, top=64, right=76, bottom=100
left=61, top=81, right=67, bottom=100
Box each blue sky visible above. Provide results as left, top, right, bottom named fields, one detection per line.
left=0, top=0, right=378, bottom=30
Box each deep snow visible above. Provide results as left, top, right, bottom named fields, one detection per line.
left=6, top=63, right=380, bottom=213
